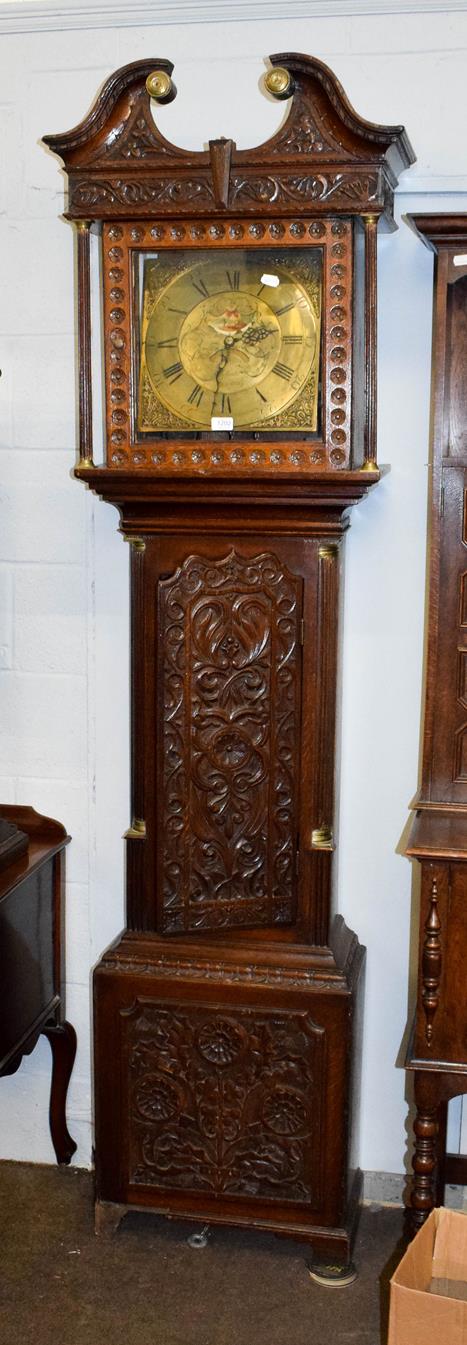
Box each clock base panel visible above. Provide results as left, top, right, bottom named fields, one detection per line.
left=93, top=920, right=364, bottom=1263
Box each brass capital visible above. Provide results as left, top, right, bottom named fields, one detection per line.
left=319, top=544, right=338, bottom=560
left=311, top=826, right=334, bottom=851
left=124, top=818, right=146, bottom=839
left=124, top=536, right=146, bottom=552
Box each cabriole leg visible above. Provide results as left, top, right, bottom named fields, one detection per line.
left=43, top=1021, right=77, bottom=1165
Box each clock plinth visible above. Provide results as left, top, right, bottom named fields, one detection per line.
left=94, top=917, right=363, bottom=1256
left=45, top=54, right=414, bottom=1262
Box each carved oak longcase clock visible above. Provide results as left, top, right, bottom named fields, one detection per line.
left=45, top=54, right=414, bottom=1271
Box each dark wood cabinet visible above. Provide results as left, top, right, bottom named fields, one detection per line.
left=0, top=807, right=76, bottom=1164
left=405, top=217, right=467, bottom=1232
left=45, top=53, right=414, bottom=1270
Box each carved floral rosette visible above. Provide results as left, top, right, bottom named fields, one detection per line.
left=124, top=999, right=325, bottom=1205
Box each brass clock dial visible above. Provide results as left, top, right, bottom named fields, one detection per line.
left=137, top=248, right=322, bottom=433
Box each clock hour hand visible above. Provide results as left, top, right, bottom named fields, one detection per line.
left=240, top=322, right=275, bottom=347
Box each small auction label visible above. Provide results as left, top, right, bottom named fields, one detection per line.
left=211, top=416, right=234, bottom=431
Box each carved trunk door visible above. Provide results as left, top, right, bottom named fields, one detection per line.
left=157, top=549, right=303, bottom=935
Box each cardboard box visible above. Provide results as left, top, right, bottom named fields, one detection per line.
left=389, top=1208, right=467, bottom=1345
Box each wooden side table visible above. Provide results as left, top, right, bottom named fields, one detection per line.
left=0, top=806, right=77, bottom=1164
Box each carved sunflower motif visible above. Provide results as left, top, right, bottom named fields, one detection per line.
left=212, top=731, right=250, bottom=770
left=262, top=1088, right=308, bottom=1136
left=135, top=1072, right=182, bottom=1123
left=197, top=1018, right=244, bottom=1066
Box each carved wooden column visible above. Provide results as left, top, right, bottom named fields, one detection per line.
left=75, top=220, right=93, bottom=468
left=405, top=216, right=467, bottom=1232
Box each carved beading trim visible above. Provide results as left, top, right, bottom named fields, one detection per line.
left=421, top=877, right=442, bottom=1045
left=102, top=217, right=352, bottom=473
left=324, top=219, right=352, bottom=468
left=103, top=224, right=131, bottom=466
left=102, top=945, right=349, bottom=989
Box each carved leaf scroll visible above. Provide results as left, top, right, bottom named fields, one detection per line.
left=125, top=1000, right=324, bottom=1205
left=158, top=551, right=302, bottom=934
left=229, top=171, right=379, bottom=208
left=71, top=170, right=380, bottom=215
left=71, top=177, right=215, bottom=209
left=91, top=102, right=173, bottom=163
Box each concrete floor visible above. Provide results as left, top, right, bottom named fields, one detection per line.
left=0, top=1163, right=406, bottom=1345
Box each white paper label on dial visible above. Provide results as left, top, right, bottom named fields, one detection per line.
left=211, top=416, right=234, bottom=431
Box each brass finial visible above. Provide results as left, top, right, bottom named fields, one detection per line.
left=146, top=70, right=173, bottom=101
left=265, top=67, right=293, bottom=100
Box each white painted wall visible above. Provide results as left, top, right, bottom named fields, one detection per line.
left=0, top=3, right=465, bottom=1175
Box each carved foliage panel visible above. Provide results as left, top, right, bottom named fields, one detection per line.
left=124, top=999, right=325, bottom=1207
left=71, top=170, right=382, bottom=217
left=158, top=551, right=302, bottom=934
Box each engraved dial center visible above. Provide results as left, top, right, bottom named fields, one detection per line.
left=178, top=291, right=282, bottom=395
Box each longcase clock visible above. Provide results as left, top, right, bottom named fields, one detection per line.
left=45, top=54, right=414, bottom=1274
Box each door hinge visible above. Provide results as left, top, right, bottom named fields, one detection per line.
left=440, top=481, right=445, bottom=518
left=300, top=618, right=305, bottom=645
